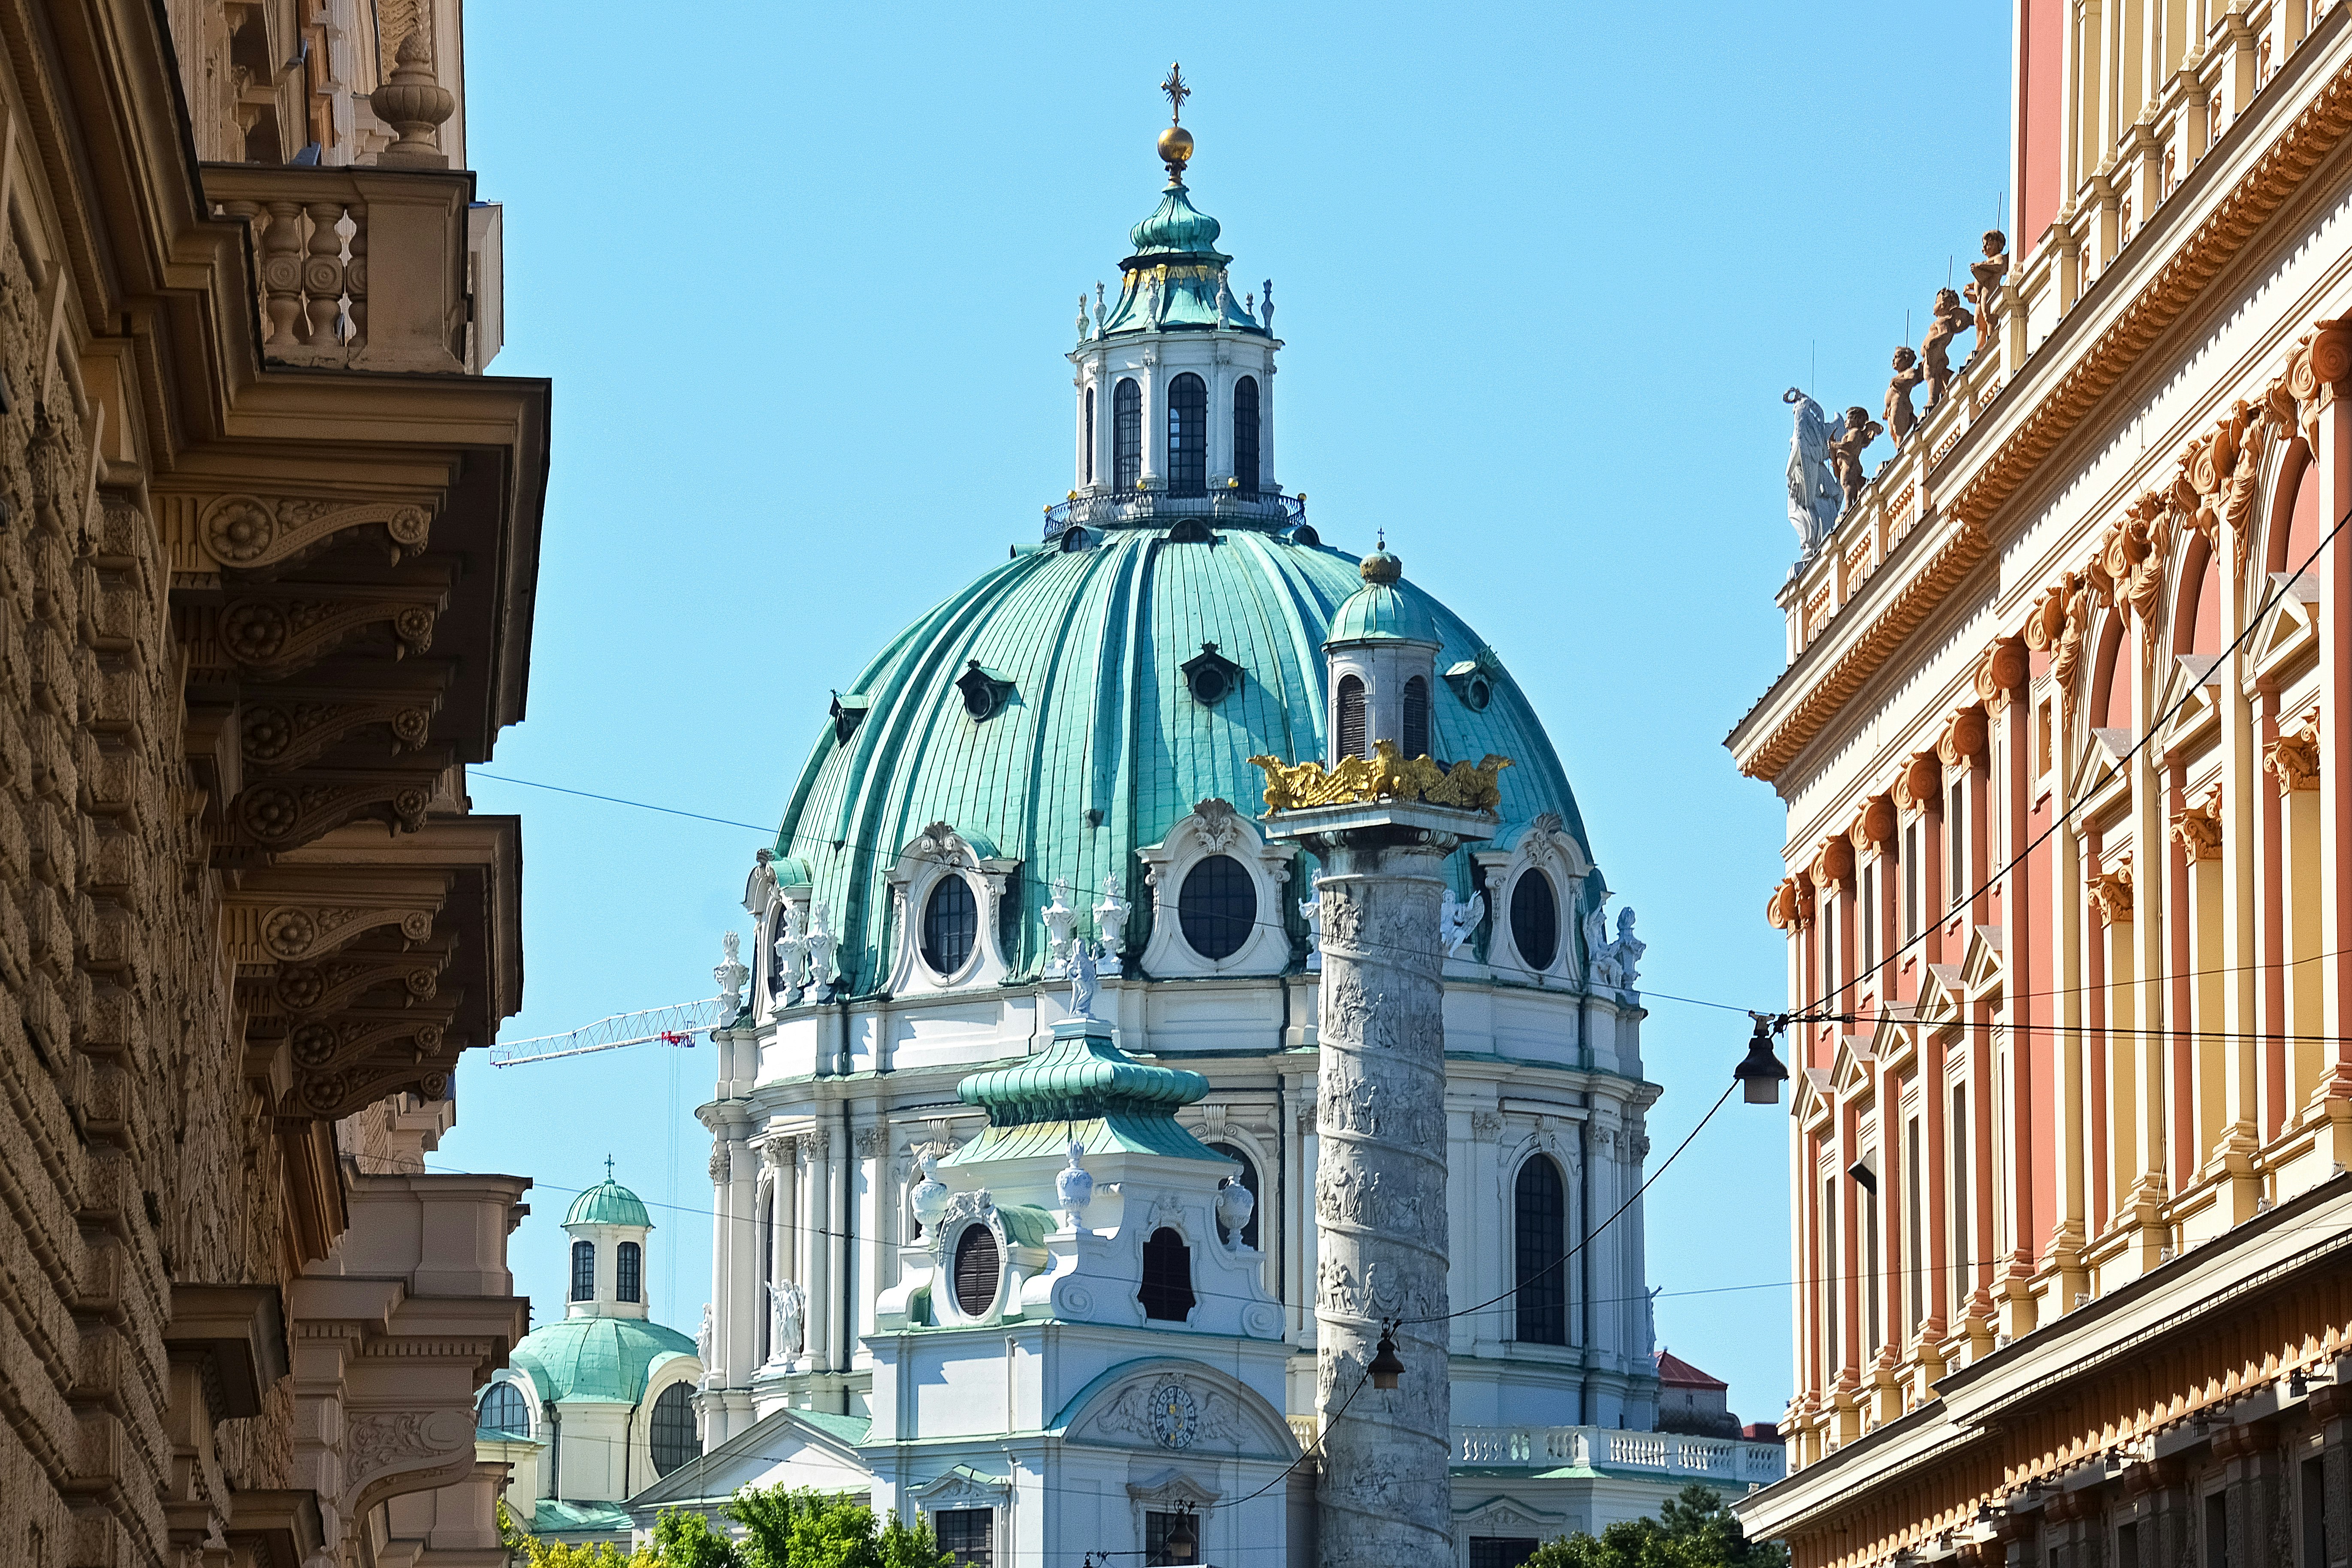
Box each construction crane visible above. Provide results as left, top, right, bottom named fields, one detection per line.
left=489, top=996, right=731, bottom=1067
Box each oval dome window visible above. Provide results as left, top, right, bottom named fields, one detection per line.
left=953, top=1224, right=999, bottom=1317
left=921, top=877, right=978, bottom=974
left=1178, top=854, right=1256, bottom=961
left=1510, top=871, right=1558, bottom=971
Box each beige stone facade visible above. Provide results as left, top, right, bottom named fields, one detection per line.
left=0, top=2, right=544, bottom=1566
left=1730, top=5, right=2352, bottom=1565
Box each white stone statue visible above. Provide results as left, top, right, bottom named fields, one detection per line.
left=1214, top=267, right=1235, bottom=323
left=764, top=1277, right=805, bottom=1364
left=715, top=932, right=749, bottom=1013
left=1094, top=280, right=1106, bottom=334
left=1056, top=1140, right=1094, bottom=1222
left=1042, top=876, right=1077, bottom=977
left=1784, top=388, right=1843, bottom=560
left=1609, top=907, right=1645, bottom=991
left=1093, top=874, right=1130, bottom=976
left=1071, top=943, right=1099, bottom=1020
left=803, top=902, right=838, bottom=1001
left=1583, top=903, right=1619, bottom=989
left=1438, top=889, right=1485, bottom=959
left=1076, top=292, right=1091, bottom=343
left=1144, top=272, right=1163, bottom=329
left=1217, top=1175, right=1256, bottom=1246
left=772, top=900, right=807, bottom=1007
left=696, top=1302, right=714, bottom=1366
left=1299, top=894, right=1322, bottom=972
left=909, top=1152, right=949, bottom=1233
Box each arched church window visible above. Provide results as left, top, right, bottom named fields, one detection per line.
left=953, top=1224, right=999, bottom=1317
left=649, top=1384, right=700, bottom=1477
left=1336, top=675, right=1366, bottom=760
left=1233, top=376, right=1260, bottom=496
left=616, top=1241, right=642, bottom=1304
left=1114, top=379, right=1141, bottom=491
left=477, top=1380, right=530, bottom=1436
left=922, top=877, right=978, bottom=975
left=1510, top=871, right=1558, bottom=970
left=1208, top=1142, right=1261, bottom=1248
left=570, top=1240, right=595, bottom=1301
left=1402, top=675, right=1431, bottom=759
left=767, top=903, right=794, bottom=999
left=1167, top=373, right=1207, bottom=497
left=1178, top=854, right=1256, bottom=961
left=1514, top=1155, right=1568, bottom=1345
left=1138, top=1227, right=1196, bottom=1321
left=1084, top=386, right=1095, bottom=486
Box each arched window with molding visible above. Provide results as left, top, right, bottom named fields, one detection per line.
left=650, top=1384, right=700, bottom=1476
left=1233, top=376, right=1260, bottom=495
left=1337, top=674, right=1366, bottom=760
left=1167, top=373, right=1207, bottom=497
left=1402, top=675, right=1431, bottom=758
left=477, top=1380, right=530, bottom=1436
left=1514, top=1155, right=1567, bottom=1344
left=1114, top=379, right=1141, bottom=491
left=570, top=1240, right=595, bottom=1302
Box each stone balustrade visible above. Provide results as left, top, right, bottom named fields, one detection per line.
left=204, top=164, right=474, bottom=374
left=1452, top=1425, right=1786, bottom=1485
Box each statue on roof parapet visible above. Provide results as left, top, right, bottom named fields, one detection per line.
left=1826, top=407, right=1883, bottom=518
left=1965, top=229, right=2009, bottom=334
left=1783, top=389, right=1843, bottom=556
left=1923, top=287, right=1975, bottom=406
left=1885, top=347, right=1925, bottom=445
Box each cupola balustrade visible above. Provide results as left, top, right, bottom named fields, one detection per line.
left=1042, top=487, right=1304, bottom=539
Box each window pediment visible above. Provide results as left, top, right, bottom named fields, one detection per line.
left=884, top=823, right=1020, bottom=994
left=1136, top=800, right=1295, bottom=977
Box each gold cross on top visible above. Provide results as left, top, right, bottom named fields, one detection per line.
left=1161, top=62, right=1190, bottom=125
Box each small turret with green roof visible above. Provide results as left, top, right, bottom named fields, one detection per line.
left=562, top=1158, right=654, bottom=1321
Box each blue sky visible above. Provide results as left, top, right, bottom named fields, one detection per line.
left=438, top=3, right=2011, bottom=1424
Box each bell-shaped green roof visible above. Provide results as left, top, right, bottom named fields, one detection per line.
left=564, top=1176, right=652, bottom=1230
left=1328, top=543, right=1442, bottom=646
left=1129, top=181, right=1225, bottom=257
left=948, top=1016, right=1223, bottom=1164
left=510, top=1315, right=696, bottom=1405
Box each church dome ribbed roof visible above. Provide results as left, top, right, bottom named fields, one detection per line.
left=772, top=526, right=1594, bottom=994
left=1128, top=182, right=1224, bottom=257
left=563, top=1177, right=652, bottom=1230
left=510, top=1316, right=695, bottom=1405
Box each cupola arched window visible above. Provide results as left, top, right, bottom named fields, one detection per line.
left=478, top=1380, right=530, bottom=1436
left=569, top=1240, right=595, bottom=1301
left=650, top=1384, right=700, bottom=1476
left=616, top=1240, right=642, bottom=1303
left=953, top=1224, right=999, bottom=1317
left=1178, top=854, right=1256, bottom=961
left=1208, top=1142, right=1262, bottom=1248
left=1138, top=1227, right=1196, bottom=1321
left=1514, top=1155, right=1568, bottom=1345
left=921, top=877, right=977, bottom=975
left=1510, top=871, right=1558, bottom=971
left=1233, top=376, right=1260, bottom=496
left=1167, top=373, right=1207, bottom=497
left=1402, top=675, right=1431, bottom=759
left=1114, top=379, right=1141, bottom=491
left=1084, top=386, right=1096, bottom=486
left=1337, top=675, right=1366, bottom=760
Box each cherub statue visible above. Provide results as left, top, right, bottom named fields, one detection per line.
left=1885, top=346, right=1926, bottom=445
left=1922, top=287, right=1975, bottom=407
left=1438, top=888, right=1485, bottom=959
left=1827, top=407, right=1883, bottom=514
left=1783, top=389, right=1843, bottom=558
left=1963, top=229, right=2008, bottom=332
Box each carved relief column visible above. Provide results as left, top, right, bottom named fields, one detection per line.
left=1265, top=796, right=1495, bottom=1568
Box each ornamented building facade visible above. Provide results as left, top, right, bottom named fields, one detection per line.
left=0, top=3, right=547, bottom=1567
left=677, top=94, right=1781, bottom=1568
left=1730, top=5, right=2352, bottom=1565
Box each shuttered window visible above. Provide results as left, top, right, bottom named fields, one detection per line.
left=1336, top=675, right=1366, bottom=760
left=1402, top=675, right=1430, bottom=759
left=953, top=1224, right=999, bottom=1317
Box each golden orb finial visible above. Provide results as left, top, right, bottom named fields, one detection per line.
left=1361, top=531, right=1403, bottom=584
left=1158, top=63, right=1194, bottom=181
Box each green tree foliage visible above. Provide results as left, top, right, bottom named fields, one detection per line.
left=1524, top=1485, right=1787, bottom=1568
left=503, top=1489, right=950, bottom=1568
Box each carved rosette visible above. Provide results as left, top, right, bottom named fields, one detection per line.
left=1308, top=838, right=1456, bottom=1568
left=212, top=590, right=444, bottom=678
left=197, top=494, right=433, bottom=572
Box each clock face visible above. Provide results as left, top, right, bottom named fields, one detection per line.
left=1151, top=1382, right=1199, bottom=1450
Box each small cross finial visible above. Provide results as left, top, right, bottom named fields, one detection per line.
left=1377, top=529, right=1387, bottom=551
left=604, top=1155, right=614, bottom=1180
left=1161, top=62, right=1190, bottom=124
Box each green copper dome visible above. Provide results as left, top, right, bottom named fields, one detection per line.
left=564, top=1176, right=652, bottom=1230
left=771, top=525, right=1595, bottom=999
left=1129, top=181, right=1225, bottom=257
left=1096, top=177, right=1263, bottom=336
left=960, top=1021, right=1209, bottom=1125
left=510, top=1315, right=696, bottom=1405
left=1328, top=547, right=1442, bottom=646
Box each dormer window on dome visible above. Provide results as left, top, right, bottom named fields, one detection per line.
left=1181, top=642, right=1243, bottom=706
left=957, top=660, right=1014, bottom=722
